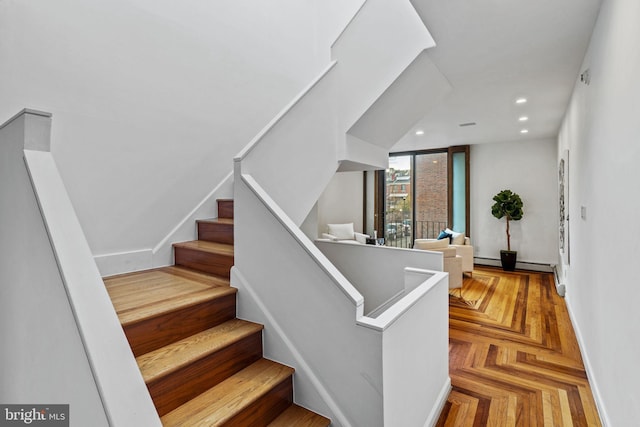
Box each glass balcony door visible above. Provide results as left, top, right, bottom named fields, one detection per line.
left=379, top=146, right=469, bottom=248
left=384, top=156, right=413, bottom=248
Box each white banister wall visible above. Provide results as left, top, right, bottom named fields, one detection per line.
left=236, top=0, right=435, bottom=227
left=233, top=173, right=450, bottom=426
left=315, top=240, right=443, bottom=315
left=234, top=61, right=340, bottom=227
left=231, top=1, right=450, bottom=425
left=382, top=268, right=450, bottom=426
left=234, top=174, right=376, bottom=426
left=0, top=110, right=160, bottom=427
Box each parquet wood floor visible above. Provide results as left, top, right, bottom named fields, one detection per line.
left=436, top=267, right=601, bottom=427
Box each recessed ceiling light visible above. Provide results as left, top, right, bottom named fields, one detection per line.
left=519, top=116, right=529, bottom=122
left=516, top=98, right=527, bottom=104
left=520, top=129, right=529, bottom=134
left=415, top=130, right=425, bottom=136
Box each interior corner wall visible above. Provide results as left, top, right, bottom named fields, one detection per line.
left=470, top=138, right=558, bottom=265
left=317, top=172, right=365, bottom=237
left=557, top=0, right=640, bottom=424
left=0, top=0, right=362, bottom=264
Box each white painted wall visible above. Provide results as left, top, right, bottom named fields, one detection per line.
left=317, top=172, right=365, bottom=237
left=238, top=0, right=435, bottom=228
left=470, top=138, right=558, bottom=265
left=557, top=0, right=640, bottom=424
left=0, top=0, right=361, bottom=266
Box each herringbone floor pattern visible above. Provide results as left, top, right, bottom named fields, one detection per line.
left=436, top=267, right=601, bottom=426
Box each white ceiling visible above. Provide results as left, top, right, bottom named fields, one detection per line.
left=392, top=0, right=603, bottom=152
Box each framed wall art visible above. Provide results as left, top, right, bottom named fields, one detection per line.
left=559, top=149, right=570, bottom=264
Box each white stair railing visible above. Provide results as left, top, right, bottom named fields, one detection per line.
left=233, top=174, right=450, bottom=426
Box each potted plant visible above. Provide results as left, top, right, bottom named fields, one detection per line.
left=491, top=189, right=523, bottom=271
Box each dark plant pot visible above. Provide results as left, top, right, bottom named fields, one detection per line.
left=500, top=250, right=517, bottom=271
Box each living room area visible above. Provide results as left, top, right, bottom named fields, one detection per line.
left=314, top=136, right=558, bottom=275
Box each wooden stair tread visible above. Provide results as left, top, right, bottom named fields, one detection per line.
left=119, top=287, right=235, bottom=327
left=197, top=217, right=234, bottom=225
left=173, top=240, right=234, bottom=256
left=161, top=359, right=294, bottom=426
left=138, top=319, right=263, bottom=383
left=104, top=267, right=236, bottom=326
left=267, top=404, right=331, bottom=427
left=103, top=266, right=229, bottom=296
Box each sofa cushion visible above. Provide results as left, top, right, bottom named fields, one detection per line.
left=437, top=230, right=452, bottom=241
left=445, top=228, right=466, bottom=245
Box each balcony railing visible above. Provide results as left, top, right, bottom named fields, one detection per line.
left=384, top=220, right=448, bottom=249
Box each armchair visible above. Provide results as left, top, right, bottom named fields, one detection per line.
left=412, top=238, right=463, bottom=291
left=449, top=237, right=474, bottom=275
left=415, top=234, right=474, bottom=275
left=320, top=223, right=369, bottom=245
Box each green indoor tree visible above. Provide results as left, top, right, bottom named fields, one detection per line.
left=491, top=189, right=524, bottom=270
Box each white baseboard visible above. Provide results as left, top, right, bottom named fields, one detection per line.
left=423, top=377, right=452, bottom=427
left=564, top=296, right=610, bottom=426
left=94, top=172, right=233, bottom=277
left=94, top=249, right=153, bottom=277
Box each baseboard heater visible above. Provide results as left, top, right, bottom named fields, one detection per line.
left=473, top=257, right=553, bottom=273
left=551, top=264, right=566, bottom=297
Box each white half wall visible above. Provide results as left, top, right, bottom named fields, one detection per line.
left=557, top=0, right=640, bottom=424
left=0, top=111, right=107, bottom=426
left=0, top=0, right=362, bottom=265
left=315, top=241, right=443, bottom=315
left=470, top=138, right=558, bottom=265
left=0, top=110, right=160, bottom=427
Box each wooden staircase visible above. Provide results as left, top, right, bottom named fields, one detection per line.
left=104, top=199, right=330, bottom=426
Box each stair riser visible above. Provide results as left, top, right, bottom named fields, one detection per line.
left=224, top=377, right=294, bottom=427
left=125, top=293, right=237, bottom=356
left=174, top=247, right=233, bottom=278
left=148, top=333, right=263, bottom=416
left=218, top=199, right=234, bottom=219
left=198, top=222, right=234, bottom=245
